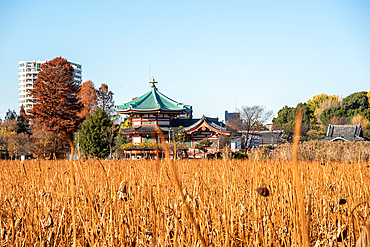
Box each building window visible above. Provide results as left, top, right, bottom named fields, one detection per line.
left=157, top=120, right=170, bottom=126
left=142, top=120, right=155, bottom=125
left=142, top=137, right=155, bottom=143
left=133, top=136, right=141, bottom=143
left=210, top=140, right=218, bottom=148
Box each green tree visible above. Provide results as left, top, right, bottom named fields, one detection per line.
left=272, top=106, right=296, bottom=127
left=78, top=108, right=113, bottom=158
left=195, top=137, right=213, bottom=154
left=343, top=91, right=368, bottom=110
left=306, top=129, right=326, bottom=140
left=279, top=121, right=295, bottom=142
left=320, top=106, right=347, bottom=126
left=363, top=124, right=370, bottom=138
left=359, top=108, right=370, bottom=121
left=297, top=102, right=314, bottom=124
left=17, top=105, right=30, bottom=134
left=172, top=126, right=186, bottom=143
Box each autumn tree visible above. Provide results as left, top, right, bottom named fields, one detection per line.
left=7, top=133, right=34, bottom=157
left=122, top=117, right=132, bottom=128
left=31, top=121, right=68, bottom=159
left=307, top=94, right=339, bottom=115
left=0, top=120, right=18, bottom=152
left=77, top=80, right=98, bottom=118
left=351, top=114, right=370, bottom=128
left=29, top=57, right=83, bottom=157
left=97, top=83, right=115, bottom=116
left=330, top=116, right=348, bottom=125
left=18, top=105, right=27, bottom=122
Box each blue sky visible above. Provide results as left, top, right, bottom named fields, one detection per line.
left=0, top=1, right=369, bottom=122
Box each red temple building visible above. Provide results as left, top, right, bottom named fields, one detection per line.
left=115, top=79, right=230, bottom=158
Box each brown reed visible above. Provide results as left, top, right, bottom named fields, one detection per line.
left=292, top=107, right=310, bottom=246
left=0, top=157, right=369, bottom=245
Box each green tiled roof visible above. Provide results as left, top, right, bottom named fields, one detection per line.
left=116, top=86, right=192, bottom=113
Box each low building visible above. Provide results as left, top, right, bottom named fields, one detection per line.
left=320, top=124, right=367, bottom=142
left=230, top=130, right=285, bottom=151
left=230, top=137, right=244, bottom=150
left=255, top=130, right=285, bottom=147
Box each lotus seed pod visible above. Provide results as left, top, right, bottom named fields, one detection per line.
left=339, top=198, right=346, bottom=205
left=256, top=187, right=270, bottom=197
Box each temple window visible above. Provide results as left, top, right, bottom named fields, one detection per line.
left=157, top=120, right=170, bottom=126
left=132, top=136, right=141, bottom=143
left=142, top=136, right=155, bottom=143
left=142, top=120, right=156, bottom=125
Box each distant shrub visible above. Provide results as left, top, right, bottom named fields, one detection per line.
left=274, top=140, right=370, bottom=162
left=232, top=152, right=248, bottom=159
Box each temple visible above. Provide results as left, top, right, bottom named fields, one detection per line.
left=115, top=78, right=230, bottom=158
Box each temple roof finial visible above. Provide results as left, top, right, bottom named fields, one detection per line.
left=150, top=77, right=158, bottom=88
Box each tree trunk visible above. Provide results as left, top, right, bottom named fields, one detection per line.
left=63, top=133, right=74, bottom=160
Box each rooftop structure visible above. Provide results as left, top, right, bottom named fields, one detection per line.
left=116, top=79, right=192, bottom=115
left=320, top=124, right=366, bottom=142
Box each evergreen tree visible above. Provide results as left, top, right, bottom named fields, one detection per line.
left=17, top=105, right=29, bottom=134
left=5, top=109, right=17, bottom=120
left=79, top=108, right=113, bottom=158
left=195, top=137, right=213, bottom=153
left=343, top=91, right=368, bottom=110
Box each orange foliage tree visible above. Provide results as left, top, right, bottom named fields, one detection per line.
left=77, top=80, right=98, bottom=118
left=29, top=57, right=83, bottom=157
left=351, top=114, right=370, bottom=128
left=97, top=83, right=115, bottom=115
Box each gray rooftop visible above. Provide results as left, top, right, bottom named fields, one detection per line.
left=320, top=124, right=366, bottom=142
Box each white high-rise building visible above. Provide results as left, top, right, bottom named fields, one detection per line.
left=18, top=60, right=82, bottom=113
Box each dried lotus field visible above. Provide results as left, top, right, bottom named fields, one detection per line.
left=0, top=158, right=369, bottom=246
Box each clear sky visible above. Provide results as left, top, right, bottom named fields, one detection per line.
left=0, top=0, right=369, bottom=122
